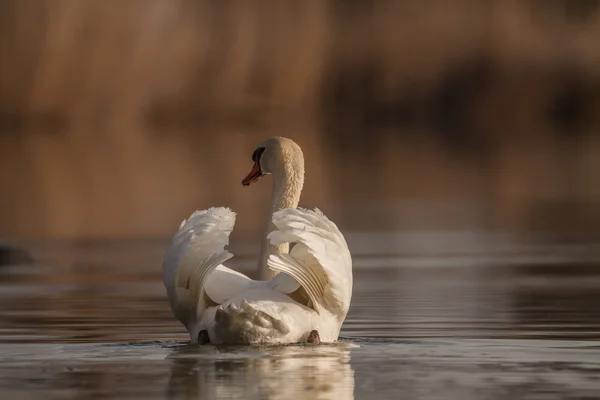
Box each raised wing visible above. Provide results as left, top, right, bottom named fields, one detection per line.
left=163, top=207, right=251, bottom=324
left=266, top=208, right=353, bottom=317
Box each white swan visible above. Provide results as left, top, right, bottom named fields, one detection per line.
left=163, top=137, right=353, bottom=345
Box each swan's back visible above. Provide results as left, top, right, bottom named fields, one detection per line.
left=162, top=198, right=353, bottom=344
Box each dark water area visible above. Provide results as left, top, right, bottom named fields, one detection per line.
left=1, top=233, right=600, bottom=399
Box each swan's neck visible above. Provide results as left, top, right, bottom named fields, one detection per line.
left=257, top=165, right=303, bottom=280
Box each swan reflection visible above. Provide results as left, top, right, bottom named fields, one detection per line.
left=166, top=343, right=355, bottom=399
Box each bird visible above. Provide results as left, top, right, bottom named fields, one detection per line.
left=162, top=137, right=353, bottom=345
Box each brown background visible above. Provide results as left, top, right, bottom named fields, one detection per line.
left=1, top=0, right=599, bottom=239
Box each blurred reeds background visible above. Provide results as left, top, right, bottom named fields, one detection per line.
left=0, top=0, right=599, bottom=239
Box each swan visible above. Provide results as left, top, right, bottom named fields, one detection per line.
left=162, top=137, right=353, bottom=345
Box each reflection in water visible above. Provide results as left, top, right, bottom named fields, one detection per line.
left=1, top=239, right=600, bottom=398
left=165, top=344, right=355, bottom=400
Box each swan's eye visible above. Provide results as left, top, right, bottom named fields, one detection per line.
left=252, top=147, right=265, bottom=163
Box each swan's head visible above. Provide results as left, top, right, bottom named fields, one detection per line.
left=242, top=137, right=304, bottom=186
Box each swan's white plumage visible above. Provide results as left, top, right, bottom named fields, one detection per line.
left=163, top=206, right=352, bottom=344
left=163, top=207, right=249, bottom=325
left=162, top=137, right=353, bottom=345
left=267, top=208, right=353, bottom=315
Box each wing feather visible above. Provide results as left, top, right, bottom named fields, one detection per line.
left=267, top=208, right=353, bottom=316
left=163, top=207, right=246, bottom=322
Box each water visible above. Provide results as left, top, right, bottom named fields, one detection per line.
left=1, top=234, right=600, bottom=399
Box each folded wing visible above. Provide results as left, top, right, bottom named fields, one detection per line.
left=267, top=208, right=353, bottom=317
left=163, top=207, right=252, bottom=323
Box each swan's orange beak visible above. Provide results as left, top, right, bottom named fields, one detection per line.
left=242, top=162, right=263, bottom=186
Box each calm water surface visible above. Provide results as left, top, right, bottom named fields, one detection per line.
left=1, top=233, right=600, bottom=399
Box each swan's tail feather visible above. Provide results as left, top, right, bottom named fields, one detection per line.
left=213, top=301, right=290, bottom=344
left=267, top=208, right=353, bottom=316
